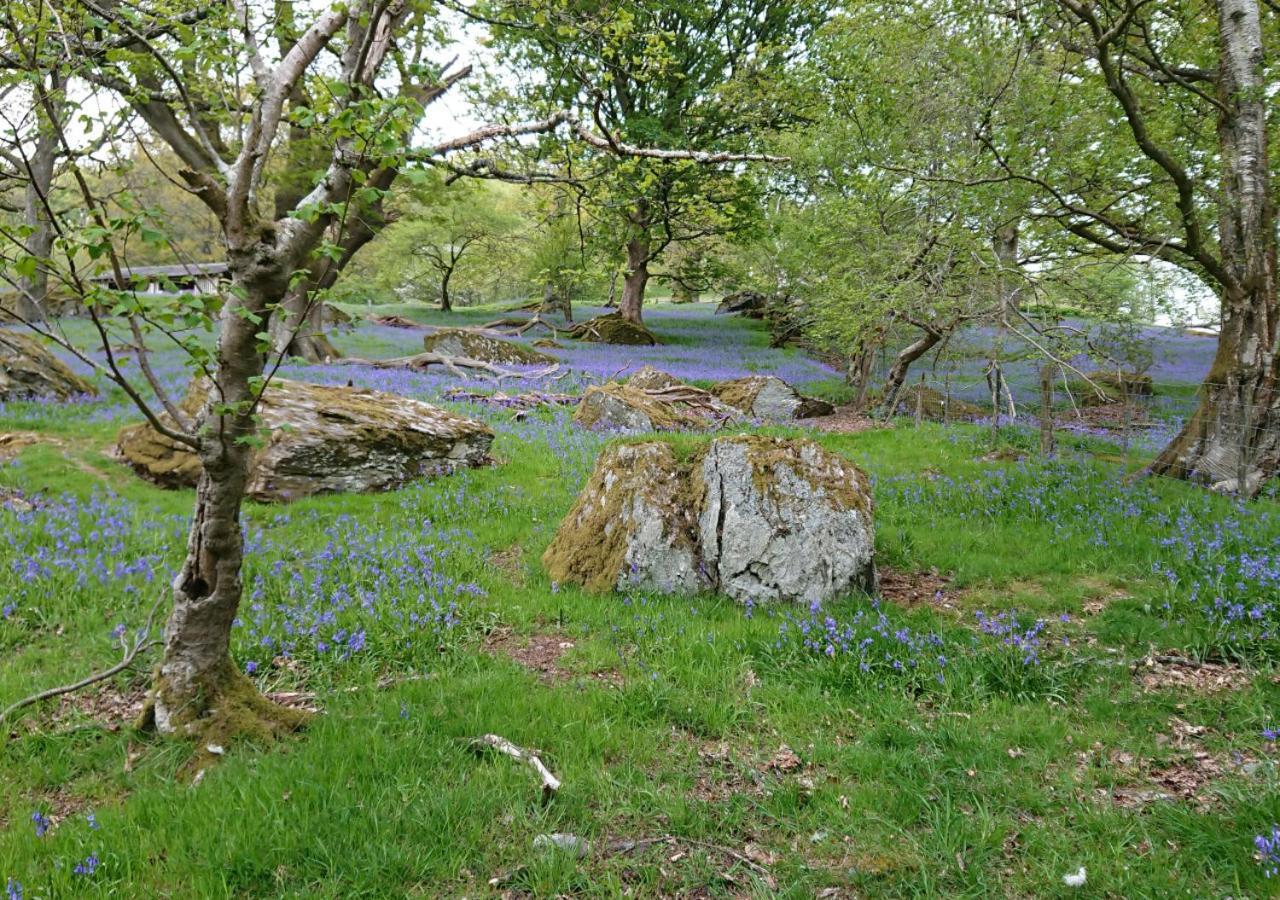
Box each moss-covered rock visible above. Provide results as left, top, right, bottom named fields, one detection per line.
left=710, top=375, right=834, bottom=421
left=566, top=313, right=657, bottom=346
left=1066, top=370, right=1155, bottom=406
left=542, top=442, right=707, bottom=595
left=117, top=378, right=494, bottom=502
left=714, top=290, right=768, bottom=319
left=423, top=329, right=556, bottom=365
left=544, top=435, right=875, bottom=605
left=0, top=330, right=96, bottom=401
left=573, top=382, right=740, bottom=433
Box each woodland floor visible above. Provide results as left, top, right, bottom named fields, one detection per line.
left=2, top=300, right=1279, bottom=898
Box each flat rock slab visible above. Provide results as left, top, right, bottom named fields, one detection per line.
left=423, top=329, right=555, bottom=365
left=0, top=330, right=96, bottom=401
left=544, top=435, right=875, bottom=605
left=711, top=375, right=834, bottom=421
left=117, top=378, right=493, bottom=502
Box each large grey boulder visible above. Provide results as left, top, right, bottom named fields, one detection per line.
left=0, top=330, right=96, bottom=401
left=544, top=435, right=875, bottom=605
left=627, top=365, right=684, bottom=391
left=710, top=375, right=834, bottom=421
left=117, top=378, right=493, bottom=502
left=542, top=442, right=707, bottom=595
left=696, top=436, right=875, bottom=605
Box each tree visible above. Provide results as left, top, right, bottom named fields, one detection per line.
left=408, top=179, right=514, bottom=311
left=484, top=0, right=824, bottom=327
left=0, top=0, right=772, bottom=742
left=983, top=0, right=1279, bottom=493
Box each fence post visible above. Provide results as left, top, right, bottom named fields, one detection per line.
left=1039, top=364, right=1055, bottom=457
left=914, top=373, right=925, bottom=427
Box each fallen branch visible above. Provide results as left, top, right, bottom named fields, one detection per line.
left=480, top=313, right=562, bottom=338
left=0, top=593, right=165, bottom=728
left=469, top=733, right=561, bottom=801
left=335, top=352, right=560, bottom=382
left=443, top=387, right=577, bottom=409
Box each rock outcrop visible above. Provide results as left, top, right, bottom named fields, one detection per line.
left=573, top=382, right=740, bottom=433
left=0, top=330, right=96, bottom=401
left=423, top=329, right=555, bottom=366
left=710, top=375, right=834, bottom=421
left=117, top=378, right=493, bottom=502
left=544, top=435, right=875, bottom=605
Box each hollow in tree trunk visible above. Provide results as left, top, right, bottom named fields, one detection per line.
left=619, top=237, right=650, bottom=326
left=1150, top=0, right=1279, bottom=495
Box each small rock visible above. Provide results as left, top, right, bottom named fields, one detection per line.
left=533, top=833, right=590, bottom=857
left=710, top=375, right=833, bottom=421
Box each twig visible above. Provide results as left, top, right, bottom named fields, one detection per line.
left=0, top=593, right=165, bottom=728
left=469, top=733, right=561, bottom=801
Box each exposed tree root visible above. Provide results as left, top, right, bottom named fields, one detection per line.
left=334, top=351, right=560, bottom=381
left=564, top=313, right=657, bottom=346
left=480, top=313, right=563, bottom=338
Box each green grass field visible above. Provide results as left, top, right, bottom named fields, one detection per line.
left=3, top=305, right=1280, bottom=897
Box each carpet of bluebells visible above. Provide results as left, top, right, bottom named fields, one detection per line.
left=3, top=302, right=1280, bottom=897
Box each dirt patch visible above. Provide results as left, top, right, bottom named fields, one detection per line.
left=878, top=566, right=957, bottom=611
left=1084, top=718, right=1262, bottom=812
left=483, top=629, right=621, bottom=688
left=1133, top=654, right=1252, bottom=694
left=488, top=544, right=527, bottom=585
left=801, top=405, right=881, bottom=434
left=52, top=678, right=148, bottom=730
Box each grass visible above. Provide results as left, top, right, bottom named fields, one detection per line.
left=2, top=302, right=1280, bottom=897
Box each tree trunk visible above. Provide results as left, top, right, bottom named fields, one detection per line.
left=1151, top=0, right=1279, bottom=495
left=540, top=281, right=572, bottom=322
left=15, top=75, right=61, bottom=322
left=440, top=267, right=453, bottom=312
left=874, top=328, right=942, bottom=418
left=619, top=237, right=649, bottom=325
left=269, top=283, right=343, bottom=362
left=148, top=274, right=306, bottom=738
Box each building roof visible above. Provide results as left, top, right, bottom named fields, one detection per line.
left=89, top=262, right=229, bottom=281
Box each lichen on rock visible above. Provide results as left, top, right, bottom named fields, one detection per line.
left=694, top=435, right=875, bottom=605
left=0, top=329, right=96, bottom=401
left=117, top=378, right=494, bottom=502
left=422, top=328, right=556, bottom=365
left=544, top=435, right=875, bottom=606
